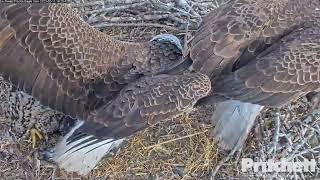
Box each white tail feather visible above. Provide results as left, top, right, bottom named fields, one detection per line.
left=50, top=121, right=125, bottom=175
left=212, top=100, right=263, bottom=150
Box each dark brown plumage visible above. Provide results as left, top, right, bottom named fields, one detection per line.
left=192, top=0, right=320, bottom=107
left=89, top=73, right=210, bottom=137
left=188, top=0, right=320, bottom=150
left=0, top=3, right=210, bottom=125
left=0, top=3, right=211, bottom=174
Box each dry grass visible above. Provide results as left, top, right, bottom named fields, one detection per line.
left=46, top=105, right=218, bottom=179
left=89, top=106, right=217, bottom=179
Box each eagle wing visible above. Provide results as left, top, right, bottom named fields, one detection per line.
left=213, top=26, right=320, bottom=107
left=0, top=3, right=211, bottom=128
left=0, top=3, right=156, bottom=117
left=1, top=4, right=149, bottom=98
left=88, top=73, right=211, bottom=137
left=190, top=0, right=296, bottom=77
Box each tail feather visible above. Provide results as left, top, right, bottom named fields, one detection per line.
left=46, top=121, right=125, bottom=175
left=211, top=100, right=263, bottom=150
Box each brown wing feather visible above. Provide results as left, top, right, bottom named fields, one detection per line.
left=0, top=23, right=89, bottom=119
left=90, top=73, right=211, bottom=129
left=189, top=0, right=310, bottom=78
left=213, top=26, right=320, bottom=107
left=2, top=3, right=132, bottom=99
left=0, top=3, right=184, bottom=120
left=0, top=3, right=151, bottom=103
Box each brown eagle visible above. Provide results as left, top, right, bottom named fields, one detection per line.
left=0, top=3, right=211, bottom=175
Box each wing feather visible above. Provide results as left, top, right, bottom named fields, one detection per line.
left=0, top=3, right=186, bottom=121
left=189, top=0, right=311, bottom=80
left=213, top=26, right=320, bottom=106
left=90, top=73, right=211, bottom=127
left=190, top=0, right=273, bottom=76
left=0, top=3, right=152, bottom=104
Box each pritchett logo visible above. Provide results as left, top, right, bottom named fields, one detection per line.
left=241, top=158, right=316, bottom=173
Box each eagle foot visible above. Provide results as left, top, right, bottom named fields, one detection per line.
left=27, top=128, right=43, bottom=148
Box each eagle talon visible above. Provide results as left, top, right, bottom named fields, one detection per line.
left=28, top=128, right=43, bottom=149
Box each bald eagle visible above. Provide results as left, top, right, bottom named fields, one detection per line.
left=0, top=3, right=211, bottom=175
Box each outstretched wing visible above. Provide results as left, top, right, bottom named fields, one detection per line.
left=1, top=4, right=149, bottom=100
left=0, top=3, right=184, bottom=119
left=213, top=26, right=320, bottom=107
left=0, top=3, right=210, bottom=130
left=189, top=0, right=298, bottom=77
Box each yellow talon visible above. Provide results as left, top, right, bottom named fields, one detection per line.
left=28, top=128, right=43, bottom=148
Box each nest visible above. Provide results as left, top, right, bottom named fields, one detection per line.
left=1, top=0, right=320, bottom=179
